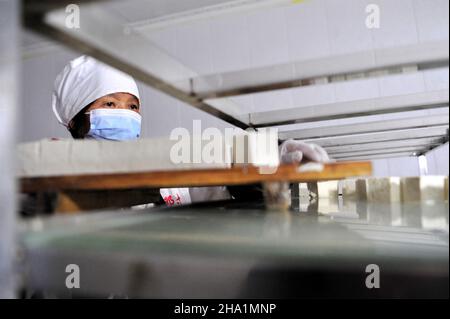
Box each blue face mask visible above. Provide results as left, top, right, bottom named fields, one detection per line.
left=85, top=109, right=142, bottom=141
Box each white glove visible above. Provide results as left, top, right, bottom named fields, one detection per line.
left=280, top=139, right=331, bottom=164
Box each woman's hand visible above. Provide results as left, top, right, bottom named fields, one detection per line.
left=280, top=139, right=331, bottom=164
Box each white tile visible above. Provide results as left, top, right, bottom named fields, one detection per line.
left=413, top=0, right=449, bottom=43
left=377, top=72, right=426, bottom=97
left=424, top=68, right=450, bottom=92
left=229, top=95, right=256, bottom=114
left=372, top=159, right=390, bottom=177
left=426, top=152, right=438, bottom=175
left=429, top=143, right=450, bottom=175
left=325, top=0, right=374, bottom=55
left=207, top=95, right=255, bottom=116
left=438, top=145, right=449, bottom=175
left=144, top=27, right=178, bottom=58
left=139, top=84, right=182, bottom=138
left=247, top=7, right=290, bottom=68
left=285, top=0, right=331, bottom=61
left=371, top=0, right=419, bottom=49
left=21, top=50, right=76, bottom=142
left=176, top=99, right=235, bottom=133
left=252, top=90, right=294, bottom=113
left=209, top=14, right=251, bottom=73
left=291, top=84, right=336, bottom=107
left=334, top=78, right=380, bottom=102
left=174, top=20, right=214, bottom=75
left=388, top=157, right=420, bottom=177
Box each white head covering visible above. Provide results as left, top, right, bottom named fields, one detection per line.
left=52, top=55, right=140, bottom=127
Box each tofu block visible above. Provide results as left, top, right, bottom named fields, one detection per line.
left=317, top=181, right=339, bottom=199
left=17, top=137, right=232, bottom=178
left=366, top=177, right=401, bottom=203
left=400, top=177, right=421, bottom=202
left=400, top=176, right=447, bottom=202
left=341, top=179, right=357, bottom=199
left=445, top=177, right=448, bottom=201
left=355, top=179, right=368, bottom=201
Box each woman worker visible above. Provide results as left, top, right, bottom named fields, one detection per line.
left=52, top=55, right=330, bottom=207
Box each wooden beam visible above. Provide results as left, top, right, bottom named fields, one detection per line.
left=54, top=189, right=162, bottom=214
left=20, top=162, right=372, bottom=193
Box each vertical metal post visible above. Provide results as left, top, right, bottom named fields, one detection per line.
left=290, top=183, right=300, bottom=212
left=418, top=155, right=429, bottom=176
left=0, top=0, right=18, bottom=298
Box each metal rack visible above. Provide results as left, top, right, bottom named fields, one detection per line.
left=20, top=203, right=449, bottom=298
left=0, top=0, right=18, bottom=298
left=17, top=2, right=450, bottom=298
left=23, top=0, right=449, bottom=161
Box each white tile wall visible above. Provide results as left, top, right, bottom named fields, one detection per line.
left=21, top=49, right=78, bottom=142
left=423, top=68, right=450, bottom=92
left=426, top=143, right=449, bottom=175
left=371, top=145, right=449, bottom=177
left=285, top=0, right=331, bottom=61
left=372, top=156, right=421, bottom=177
left=174, top=20, right=214, bottom=74
left=138, top=82, right=182, bottom=138
left=142, top=0, right=449, bottom=75
left=413, top=0, right=450, bottom=43
left=247, top=7, right=289, bottom=68
left=324, top=0, right=374, bottom=55
left=371, top=0, right=419, bottom=49
left=290, top=84, right=337, bottom=108
left=372, top=158, right=390, bottom=176
left=387, top=156, right=421, bottom=176
left=20, top=0, right=448, bottom=177
left=145, top=27, right=178, bottom=58
left=377, top=72, right=426, bottom=97
left=252, top=90, right=294, bottom=113
left=334, top=78, right=380, bottom=102
left=209, top=14, right=251, bottom=74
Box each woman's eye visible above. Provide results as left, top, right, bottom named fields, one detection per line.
left=105, top=102, right=115, bottom=107
left=130, top=104, right=139, bottom=110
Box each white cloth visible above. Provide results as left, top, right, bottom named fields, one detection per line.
left=160, top=187, right=231, bottom=207
left=160, top=188, right=192, bottom=207
left=52, top=55, right=140, bottom=127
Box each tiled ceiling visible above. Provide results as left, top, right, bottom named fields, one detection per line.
left=103, top=0, right=247, bottom=23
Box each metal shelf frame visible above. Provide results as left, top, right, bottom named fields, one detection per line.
left=23, top=0, right=450, bottom=160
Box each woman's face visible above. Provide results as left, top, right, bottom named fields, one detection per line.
left=68, top=92, right=140, bottom=138
left=87, top=92, right=140, bottom=113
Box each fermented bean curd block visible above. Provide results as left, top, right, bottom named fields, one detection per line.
left=355, top=179, right=368, bottom=201
left=17, top=130, right=280, bottom=178
left=317, top=181, right=339, bottom=199
left=445, top=177, right=448, bottom=201
left=17, top=137, right=232, bottom=178
left=341, top=179, right=357, bottom=199
left=400, top=176, right=447, bottom=202
left=367, top=178, right=401, bottom=203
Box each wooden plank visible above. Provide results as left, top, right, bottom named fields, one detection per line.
left=20, top=162, right=372, bottom=193
left=55, top=189, right=162, bottom=214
